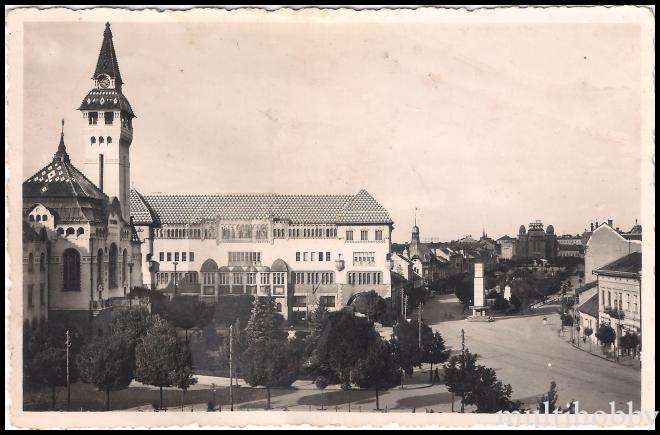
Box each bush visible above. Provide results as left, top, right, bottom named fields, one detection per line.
left=214, top=295, right=254, bottom=327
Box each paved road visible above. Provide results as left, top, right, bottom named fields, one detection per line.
left=423, top=294, right=641, bottom=412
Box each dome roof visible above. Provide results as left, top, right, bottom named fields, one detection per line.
left=271, top=258, right=290, bottom=272
left=519, top=225, right=526, bottom=234
left=200, top=259, right=218, bottom=272
left=412, top=225, right=420, bottom=233
left=547, top=225, right=555, bottom=234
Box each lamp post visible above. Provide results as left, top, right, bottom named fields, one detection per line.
left=173, top=261, right=179, bottom=297
left=127, top=261, right=134, bottom=297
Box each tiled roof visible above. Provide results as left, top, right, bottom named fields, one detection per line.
left=595, top=252, right=642, bottom=276
left=578, top=292, right=599, bottom=319
left=130, top=190, right=159, bottom=226
left=575, top=280, right=598, bottom=295
left=130, top=188, right=393, bottom=225
left=94, top=23, right=123, bottom=85
left=23, top=132, right=109, bottom=224
left=79, top=89, right=134, bottom=118
left=497, top=235, right=516, bottom=241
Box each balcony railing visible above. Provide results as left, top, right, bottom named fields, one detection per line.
left=604, top=306, right=625, bottom=320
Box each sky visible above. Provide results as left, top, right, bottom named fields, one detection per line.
left=22, top=21, right=643, bottom=243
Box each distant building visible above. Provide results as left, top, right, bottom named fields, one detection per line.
left=514, top=220, right=558, bottom=261
left=577, top=292, right=599, bottom=344
left=584, top=220, right=642, bottom=283
left=594, top=252, right=642, bottom=351
left=496, top=235, right=517, bottom=260
left=22, top=222, right=50, bottom=329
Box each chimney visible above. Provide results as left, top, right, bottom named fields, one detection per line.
left=590, top=222, right=594, bottom=231
left=608, top=219, right=613, bottom=227
left=595, top=221, right=599, bottom=228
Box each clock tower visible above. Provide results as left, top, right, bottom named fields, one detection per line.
left=79, top=22, right=135, bottom=222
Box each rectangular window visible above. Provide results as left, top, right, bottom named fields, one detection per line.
left=159, top=252, right=164, bottom=262
left=247, top=273, right=256, bottom=285
left=182, top=252, right=187, bottom=262
left=353, top=252, right=376, bottom=266
left=88, top=112, right=98, bottom=125
left=189, top=252, right=195, bottom=262
left=174, top=252, right=180, bottom=262
left=293, top=296, right=307, bottom=307
left=296, top=252, right=301, bottom=262
left=375, top=230, right=383, bottom=241
left=39, top=283, right=45, bottom=306
left=361, top=230, right=368, bottom=241
left=167, top=252, right=172, bottom=262
left=219, top=273, right=229, bottom=285
left=261, top=273, right=270, bottom=285
left=104, top=111, right=114, bottom=125
left=303, top=252, right=308, bottom=262
left=326, top=252, right=331, bottom=262
left=346, top=230, right=353, bottom=241
left=311, top=252, right=316, bottom=262
left=28, top=285, right=34, bottom=308
left=319, top=296, right=336, bottom=307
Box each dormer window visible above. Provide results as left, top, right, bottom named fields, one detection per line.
left=104, top=112, right=114, bottom=125
left=88, top=112, right=98, bottom=125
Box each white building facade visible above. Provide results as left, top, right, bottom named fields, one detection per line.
left=131, top=190, right=394, bottom=324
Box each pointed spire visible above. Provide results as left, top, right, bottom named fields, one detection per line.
left=94, top=22, right=123, bottom=86
left=54, top=119, right=70, bottom=162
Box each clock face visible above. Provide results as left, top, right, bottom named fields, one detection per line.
left=98, top=75, right=111, bottom=89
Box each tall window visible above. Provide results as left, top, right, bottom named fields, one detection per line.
left=159, top=252, right=164, bottom=262
left=182, top=252, right=187, bottom=262
left=175, top=252, right=180, bottom=262
left=28, top=285, right=34, bottom=308
left=96, top=249, right=104, bottom=289
left=189, top=252, right=195, bottom=262
left=346, top=230, right=354, bottom=241
left=361, top=230, right=368, bottom=241
left=296, top=252, right=300, bottom=262
left=28, top=253, right=34, bottom=272
left=122, top=250, right=128, bottom=285
left=104, top=111, right=114, bottom=125
left=167, top=252, right=172, bottom=262
left=88, top=112, right=98, bottom=125
left=39, top=283, right=45, bottom=306
left=375, top=230, right=383, bottom=241
left=109, top=244, right=118, bottom=288
left=326, top=252, right=331, bottom=262
left=62, top=249, right=81, bottom=292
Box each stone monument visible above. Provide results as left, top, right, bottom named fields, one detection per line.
left=468, top=262, right=493, bottom=321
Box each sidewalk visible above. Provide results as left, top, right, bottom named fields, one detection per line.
left=556, top=329, right=641, bottom=370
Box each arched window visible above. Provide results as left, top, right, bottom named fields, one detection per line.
left=276, top=303, right=282, bottom=313
left=90, top=137, right=96, bottom=144
left=122, top=249, right=128, bottom=285
left=62, top=249, right=81, bottom=292
left=29, top=215, right=35, bottom=222
left=28, top=253, right=34, bottom=272
left=107, top=136, right=112, bottom=144
left=42, top=215, right=48, bottom=221
left=99, top=136, right=104, bottom=144
left=57, top=227, right=64, bottom=236
left=36, top=215, right=41, bottom=222
left=97, top=249, right=104, bottom=290
left=66, top=227, right=75, bottom=236
left=109, top=244, right=118, bottom=289
left=40, top=252, right=46, bottom=272
left=76, top=227, right=85, bottom=237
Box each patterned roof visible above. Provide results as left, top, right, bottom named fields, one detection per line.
left=94, top=23, right=123, bottom=85
left=130, top=189, right=159, bottom=226
left=130, top=188, right=392, bottom=225
left=23, top=131, right=109, bottom=224
left=79, top=89, right=135, bottom=118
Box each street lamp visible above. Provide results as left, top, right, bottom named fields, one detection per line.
left=173, top=261, right=179, bottom=297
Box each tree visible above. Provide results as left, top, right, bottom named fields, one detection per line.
left=463, top=364, right=522, bottom=413
left=219, top=319, right=248, bottom=382
left=213, top=294, right=254, bottom=327
left=170, top=343, right=198, bottom=411
left=134, top=316, right=181, bottom=409
left=620, top=332, right=640, bottom=356
left=350, top=339, right=400, bottom=410
left=304, top=309, right=380, bottom=388
left=422, top=331, right=450, bottom=382
left=167, top=296, right=213, bottom=342
left=583, top=327, right=594, bottom=351
left=77, top=335, right=134, bottom=411
left=351, top=290, right=387, bottom=322
left=444, top=348, right=479, bottom=413
left=314, top=375, right=329, bottom=411
left=595, top=324, right=616, bottom=353
left=391, top=319, right=433, bottom=375
left=245, top=296, right=286, bottom=345
left=536, top=381, right=559, bottom=413
left=110, top=306, right=153, bottom=367
left=23, top=323, right=81, bottom=409
left=241, top=338, right=300, bottom=409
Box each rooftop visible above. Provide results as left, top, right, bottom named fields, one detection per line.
left=594, top=252, right=642, bottom=277
left=130, top=188, right=393, bottom=226
left=577, top=292, right=599, bottom=319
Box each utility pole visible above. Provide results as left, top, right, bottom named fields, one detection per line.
left=460, top=329, right=465, bottom=413
left=404, top=295, right=408, bottom=320
left=229, top=324, right=234, bottom=411
left=173, top=261, right=179, bottom=296
left=418, top=301, right=423, bottom=348
left=65, top=329, right=71, bottom=411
